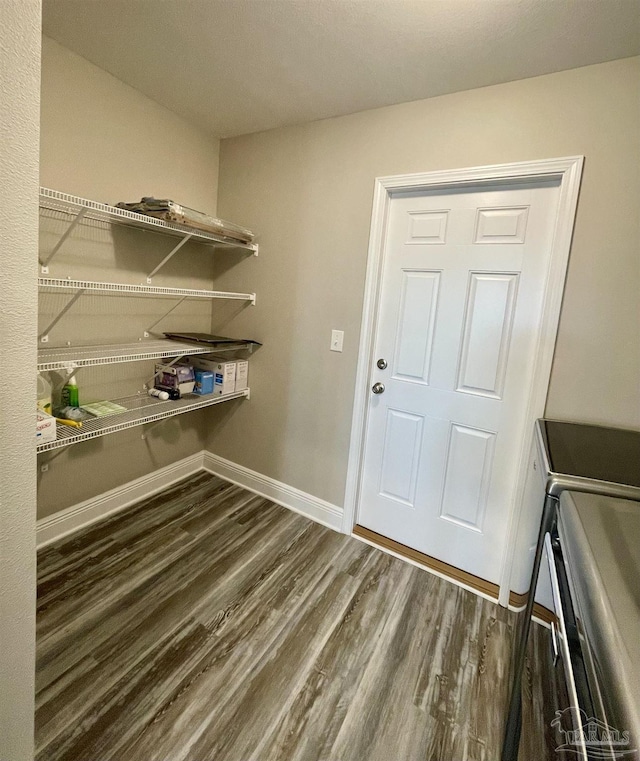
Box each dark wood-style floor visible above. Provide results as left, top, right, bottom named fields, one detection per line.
left=36, top=472, right=548, bottom=761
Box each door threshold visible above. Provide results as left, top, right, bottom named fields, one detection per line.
left=353, top=525, right=500, bottom=600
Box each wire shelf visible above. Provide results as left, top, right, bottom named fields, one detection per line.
left=37, top=389, right=249, bottom=452
left=38, top=277, right=256, bottom=303
left=39, top=187, right=259, bottom=254
left=37, top=339, right=255, bottom=371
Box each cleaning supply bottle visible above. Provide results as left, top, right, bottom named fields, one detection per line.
left=37, top=373, right=53, bottom=415
left=61, top=372, right=80, bottom=407
left=148, top=387, right=170, bottom=401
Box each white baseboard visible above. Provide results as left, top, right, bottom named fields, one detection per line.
left=36, top=452, right=205, bottom=548
left=203, top=452, right=343, bottom=532
left=37, top=450, right=344, bottom=547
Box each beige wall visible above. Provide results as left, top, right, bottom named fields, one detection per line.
left=208, top=57, right=640, bottom=509
left=40, top=36, right=220, bottom=212
left=38, top=37, right=221, bottom=519
left=0, top=3, right=40, bottom=758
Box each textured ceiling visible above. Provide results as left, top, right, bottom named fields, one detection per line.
left=43, top=0, right=640, bottom=138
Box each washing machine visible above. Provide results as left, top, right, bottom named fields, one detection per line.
left=502, top=419, right=640, bottom=760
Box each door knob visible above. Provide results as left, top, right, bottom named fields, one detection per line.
left=377, top=358, right=387, bottom=370
left=372, top=382, right=385, bottom=395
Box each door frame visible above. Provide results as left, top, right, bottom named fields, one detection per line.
left=342, top=156, right=584, bottom=606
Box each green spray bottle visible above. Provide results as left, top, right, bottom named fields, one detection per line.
left=61, top=372, right=80, bottom=407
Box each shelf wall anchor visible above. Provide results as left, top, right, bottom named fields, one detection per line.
left=140, top=416, right=173, bottom=440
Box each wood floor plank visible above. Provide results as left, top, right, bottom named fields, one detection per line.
left=258, top=550, right=400, bottom=761
left=36, top=499, right=303, bottom=733
left=36, top=474, right=232, bottom=647
left=37, top=490, right=282, bottom=665
left=37, top=475, right=234, bottom=612
left=36, top=472, right=547, bottom=761
left=120, top=526, right=361, bottom=761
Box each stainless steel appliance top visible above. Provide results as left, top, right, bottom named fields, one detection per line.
left=558, top=491, right=640, bottom=758
left=536, top=420, right=640, bottom=499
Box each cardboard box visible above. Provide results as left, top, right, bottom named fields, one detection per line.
left=214, top=360, right=236, bottom=396
left=235, top=359, right=249, bottom=391
left=36, top=410, right=57, bottom=444
left=191, top=357, right=236, bottom=395
left=190, top=355, right=227, bottom=373
left=155, top=363, right=195, bottom=395
left=193, top=369, right=214, bottom=395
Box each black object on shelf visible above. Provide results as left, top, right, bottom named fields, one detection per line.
left=164, top=332, right=262, bottom=348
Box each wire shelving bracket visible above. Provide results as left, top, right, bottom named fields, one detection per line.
left=146, top=233, right=194, bottom=282
left=39, top=207, right=87, bottom=273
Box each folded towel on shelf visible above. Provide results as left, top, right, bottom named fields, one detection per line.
left=80, top=401, right=127, bottom=417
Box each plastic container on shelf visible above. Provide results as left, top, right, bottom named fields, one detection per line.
left=37, top=373, right=52, bottom=415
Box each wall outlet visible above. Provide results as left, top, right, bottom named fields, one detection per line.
left=330, top=329, right=344, bottom=352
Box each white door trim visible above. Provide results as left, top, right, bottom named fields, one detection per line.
left=342, top=156, right=584, bottom=606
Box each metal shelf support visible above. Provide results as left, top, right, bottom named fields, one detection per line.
left=40, top=207, right=87, bottom=273
left=144, top=296, right=187, bottom=338
left=147, top=233, right=193, bottom=282
left=39, top=289, right=86, bottom=343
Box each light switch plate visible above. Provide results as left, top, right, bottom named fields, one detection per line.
left=330, top=329, right=344, bottom=352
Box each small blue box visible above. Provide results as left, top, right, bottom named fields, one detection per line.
left=193, top=369, right=214, bottom=395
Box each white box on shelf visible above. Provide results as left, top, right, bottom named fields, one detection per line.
left=190, top=356, right=223, bottom=374
left=235, top=360, right=249, bottom=391
left=36, top=410, right=57, bottom=444
left=191, top=357, right=236, bottom=395
left=214, top=360, right=236, bottom=396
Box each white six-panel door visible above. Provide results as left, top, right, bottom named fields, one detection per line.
left=358, top=180, right=561, bottom=584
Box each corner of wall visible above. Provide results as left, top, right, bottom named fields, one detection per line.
left=0, top=3, right=41, bottom=759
